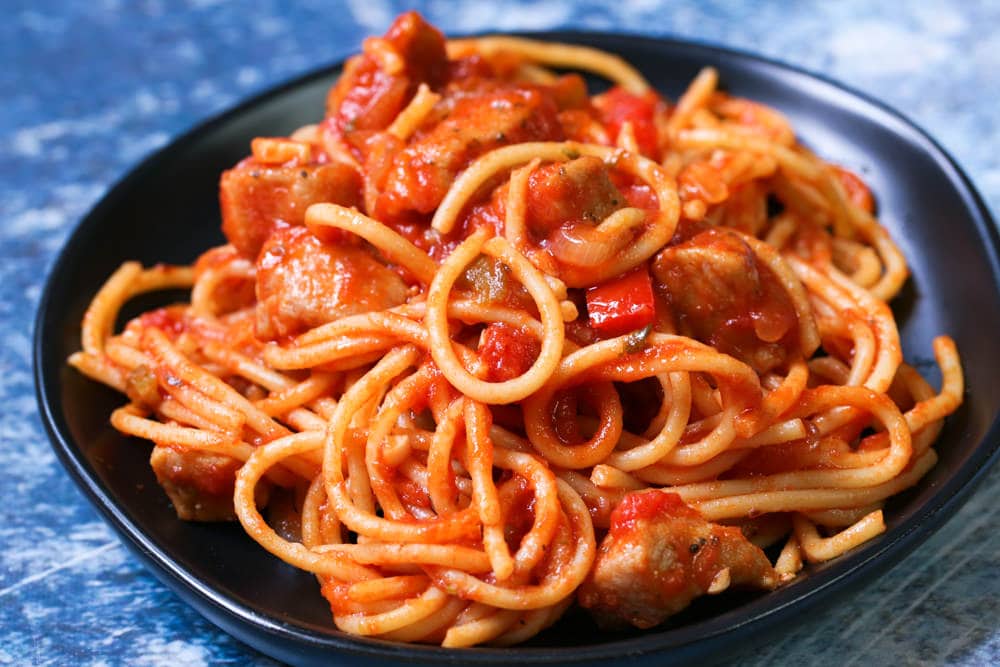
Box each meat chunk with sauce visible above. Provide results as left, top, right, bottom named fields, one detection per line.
left=325, top=11, right=448, bottom=132
left=255, top=226, right=408, bottom=340
left=652, top=228, right=799, bottom=373
left=150, top=445, right=266, bottom=521
left=220, top=160, right=362, bottom=258
left=578, top=490, right=778, bottom=629
left=525, top=156, right=625, bottom=236
left=374, top=86, right=563, bottom=219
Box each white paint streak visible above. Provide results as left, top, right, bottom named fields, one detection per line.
left=7, top=113, right=123, bottom=158
left=344, top=0, right=393, bottom=30
left=447, top=2, right=571, bottom=32
left=835, top=508, right=997, bottom=644
left=843, top=533, right=995, bottom=667
left=120, top=132, right=169, bottom=163
left=133, top=639, right=210, bottom=667
left=134, top=90, right=160, bottom=115
left=913, top=5, right=968, bottom=36
left=830, top=20, right=952, bottom=75
left=0, top=542, right=118, bottom=599
left=7, top=208, right=65, bottom=235
left=236, top=67, right=261, bottom=87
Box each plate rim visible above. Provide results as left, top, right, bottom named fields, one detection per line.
left=33, top=29, right=1000, bottom=664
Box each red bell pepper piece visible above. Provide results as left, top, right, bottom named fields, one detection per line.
left=598, top=87, right=660, bottom=157
left=585, top=267, right=656, bottom=337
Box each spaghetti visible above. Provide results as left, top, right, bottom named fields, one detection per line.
left=70, top=11, right=963, bottom=646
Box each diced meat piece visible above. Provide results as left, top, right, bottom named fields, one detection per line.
left=255, top=226, right=408, bottom=340
left=150, top=445, right=263, bottom=521
left=380, top=11, right=449, bottom=86
left=326, top=11, right=448, bottom=132
left=220, top=161, right=362, bottom=258
left=374, top=86, right=563, bottom=219
left=578, top=490, right=778, bottom=629
left=526, top=156, right=625, bottom=236
left=652, top=229, right=799, bottom=373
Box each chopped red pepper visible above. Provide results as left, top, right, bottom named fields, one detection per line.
left=597, top=87, right=661, bottom=157
left=585, top=267, right=656, bottom=337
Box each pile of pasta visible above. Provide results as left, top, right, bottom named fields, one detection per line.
left=70, top=25, right=963, bottom=647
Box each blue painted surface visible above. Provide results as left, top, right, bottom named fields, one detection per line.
left=3, top=1, right=998, bottom=664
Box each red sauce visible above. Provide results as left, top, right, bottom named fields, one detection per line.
left=381, top=11, right=449, bottom=86
left=500, top=475, right=536, bottom=551
left=138, top=307, right=188, bottom=338
left=397, top=478, right=432, bottom=513
left=551, top=389, right=582, bottom=444
left=320, top=579, right=356, bottom=617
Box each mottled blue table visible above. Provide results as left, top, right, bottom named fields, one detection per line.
left=3, top=1, right=998, bottom=664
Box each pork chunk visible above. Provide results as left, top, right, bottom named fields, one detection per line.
left=652, top=228, right=799, bottom=373
left=525, top=156, right=625, bottom=236
left=150, top=446, right=250, bottom=521
left=374, top=86, right=563, bottom=218
left=255, top=226, right=408, bottom=340
left=578, top=490, right=777, bottom=629
left=325, top=11, right=448, bottom=131
left=220, top=161, right=362, bottom=258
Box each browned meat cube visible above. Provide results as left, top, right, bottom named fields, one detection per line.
left=220, top=161, right=361, bottom=258
left=254, top=226, right=408, bottom=340
left=525, top=156, right=625, bottom=236
left=374, top=86, right=563, bottom=219
left=579, top=490, right=778, bottom=629
left=652, top=228, right=799, bottom=373
left=325, top=11, right=448, bottom=131
left=150, top=445, right=251, bottom=521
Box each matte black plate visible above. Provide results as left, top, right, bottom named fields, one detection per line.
left=34, top=33, right=1000, bottom=666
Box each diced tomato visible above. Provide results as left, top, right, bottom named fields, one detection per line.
left=610, top=490, right=700, bottom=532
left=832, top=165, right=874, bottom=213
left=585, top=267, right=656, bottom=337
left=478, top=323, right=540, bottom=381
left=597, top=87, right=661, bottom=157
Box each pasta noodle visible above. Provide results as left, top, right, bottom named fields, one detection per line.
left=69, top=12, right=963, bottom=647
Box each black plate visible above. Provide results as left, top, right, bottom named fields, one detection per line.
left=34, top=32, right=1000, bottom=666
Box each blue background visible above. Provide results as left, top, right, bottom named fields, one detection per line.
left=3, top=1, right=998, bottom=664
